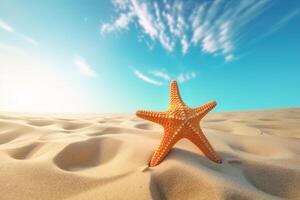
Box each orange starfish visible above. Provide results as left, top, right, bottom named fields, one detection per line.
left=136, top=80, right=222, bottom=167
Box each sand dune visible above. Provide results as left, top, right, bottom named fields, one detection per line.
left=0, top=108, right=299, bottom=200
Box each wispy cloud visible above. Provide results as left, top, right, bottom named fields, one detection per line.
left=101, top=0, right=276, bottom=62
left=74, top=55, right=98, bottom=77
left=0, top=19, right=14, bottom=32
left=0, top=19, right=38, bottom=46
left=177, top=72, right=197, bottom=83
left=151, top=70, right=171, bottom=81
left=101, top=12, right=134, bottom=33
left=132, top=68, right=196, bottom=85
left=132, top=69, right=163, bottom=85
left=247, top=7, right=300, bottom=45
left=225, top=54, right=234, bottom=62
left=264, top=8, right=300, bottom=37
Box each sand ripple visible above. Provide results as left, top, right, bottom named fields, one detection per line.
left=0, top=108, right=300, bottom=199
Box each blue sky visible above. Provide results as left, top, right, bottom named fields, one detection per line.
left=0, top=0, right=299, bottom=113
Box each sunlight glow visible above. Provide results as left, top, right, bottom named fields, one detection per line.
left=0, top=45, right=95, bottom=113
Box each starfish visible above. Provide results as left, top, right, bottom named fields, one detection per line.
left=136, top=80, right=222, bottom=167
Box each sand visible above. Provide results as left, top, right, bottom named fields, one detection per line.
left=0, top=108, right=299, bottom=200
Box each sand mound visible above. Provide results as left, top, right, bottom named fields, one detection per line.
left=0, top=108, right=299, bottom=200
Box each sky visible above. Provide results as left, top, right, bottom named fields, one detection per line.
left=0, top=0, right=299, bottom=113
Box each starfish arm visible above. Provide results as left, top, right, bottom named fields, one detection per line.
left=149, top=131, right=181, bottom=167
left=136, top=110, right=169, bottom=125
left=169, top=80, right=186, bottom=108
left=186, top=124, right=222, bottom=163
left=190, top=101, right=217, bottom=119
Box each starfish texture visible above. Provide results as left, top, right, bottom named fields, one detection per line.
left=136, top=80, right=222, bottom=167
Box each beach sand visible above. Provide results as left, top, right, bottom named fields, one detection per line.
left=0, top=108, right=299, bottom=200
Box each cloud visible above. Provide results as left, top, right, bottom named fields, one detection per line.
left=151, top=70, right=171, bottom=81
left=202, top=34, right=217, bottom=53
left=247, top=7, right=300, bottom=46
left=101, top=0, right=279, bottom=62
left=101, top=12, right=134, bottom=33
left=132, top=69, right=163, bottom=85
left=0, top=19, right=14, bottom=32
left=132, top=68, right=196, bottom=85
left=177, top=72, right=197, bottom=83
left=74, top=55, right=98, bottom=77
left=225, top=54, right=234, bottom=62
left=264, top=8, right=300, bottom=37
left=0, top=19, right=38, bottom=45
left=181, top=36, right=189, bottom=54
left=131, top=0, right=158, bottom=38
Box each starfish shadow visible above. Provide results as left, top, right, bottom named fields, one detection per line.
left=163, top=147, right=224, bottom=171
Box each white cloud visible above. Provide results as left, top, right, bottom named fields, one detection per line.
left=190, top=4, right=206, bottom=29
left=225, top=54, right=234, bottom=62
left=131, top=0, right=158, bottom=38
left=181, top=36, right=189, bottom=54
left=202, top=34, right=217, bottom=53
left=263, top=8, right=300, bottom=37
left=0, top=19, right=38, bottom=46
left=112, top=0, right=128, bottom=9
left=115, top=13, right=133, bottom=28
left=132, top=68, right=196, bottom=85
left=102, top=0, right=290, bottom=62
left=74, top=55, right=98, bottom=77
left=132, top=69, right=163, bottom=85
left=219, top=22, right=232, bottom=54
left=192, top=26, right=203, bottom=44
left=0, top=19, right=14, bottom=32
left=177, top=72, right=197, bottom=83
left=165, top=12, right=175, bottom=36
left=101, top=12, right=133, bottom=33
left=151, top=70, right=171, bottom=81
